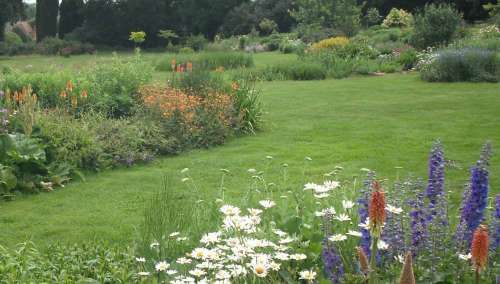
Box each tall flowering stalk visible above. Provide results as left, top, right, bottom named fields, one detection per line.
left=382, top=180, right=406, bottom=262
left=358, top=172, right=375, bottom=258
left=425, top=141, right=445, bottom=219
left=321, top=212, right=344, bottom=284
left=368, top=181, right=385, bottom=284
left=492, top=194, right=500, bottom=252
left=471, top=225, right=489, bottom=284
left=458, top=143, right=492, bottom=246
left=407, top=178, right=428, bottom=257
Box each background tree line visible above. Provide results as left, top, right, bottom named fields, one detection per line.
left=0, top=0, right=497, bottom=45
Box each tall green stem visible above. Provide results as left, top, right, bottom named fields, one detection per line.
left=368, top=236, right=378, bottom=284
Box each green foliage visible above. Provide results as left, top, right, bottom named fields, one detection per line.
left=382, top=8, right=413, bottom=28
left=420, top=48, right=500, bottom=82
left=83, top=52, right=153, bottom=117
left=198, top=52, right=254, bottom=70
left=259, top=18, right=279, bottom=35
left=292, top=0, right=361, bottom=36
left=36, top=37, right=95, bottom=56
left=184, top=34, right=208, bottom=51
left=172, top=69, right=227, bottom=97
left=411, top=4, right=463, bottom=49
left=231, top=76, right=263, bottom=134
left=0, top=0, right=23, bottom=41
left=4, top=32, right=22, bottom=45
left=36, top=111, right=102, bottom=170
left=156, top=52, right=254, bottom=72
left=0, top=242, right=136, bottom=283
left=129, top=31, right=146, bottom=44
left=89, top=114, right=154, bottom=167
left=265, top=60, right=327, bottom=80
left=12, top=25, right=33, bottom=43
left=398, top=47, right=418, bottom=70
left=158, top=29, right=178, bottom=47
left=365, top=8, right=382, bottom=26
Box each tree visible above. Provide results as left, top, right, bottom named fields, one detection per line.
left=59, top=0, right=84, bottom=39
left=36, top=0, right=59, bottom=42
left=292, top=0, right=361, bottom=36
left=0, top=0, right=24, bottom=41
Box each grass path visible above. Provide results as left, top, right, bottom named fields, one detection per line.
left=1, top=73, right=499, bottom=248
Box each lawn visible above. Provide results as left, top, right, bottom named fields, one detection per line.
left=0, top=58, right=499, bottom=248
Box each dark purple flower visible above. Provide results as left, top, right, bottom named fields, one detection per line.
left=358, top=172, right=375, bottom=257
left=408, top=178, right=429, bottom=257
left=322, top=239, right=344, bottom=284
left=491, top=194, right=500, bottom=251
left=425, top=141, right=445, bottom=219
left=382, top=180, right=406, bottom=261
left=458, top=143, right=491, bottom=246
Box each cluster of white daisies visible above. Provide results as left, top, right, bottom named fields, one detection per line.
left=136, top=200, right=316, bottom=283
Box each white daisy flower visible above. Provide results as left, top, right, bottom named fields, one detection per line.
left=347, top=230, right=362, bottom=237
left=342, top=200, right=355, bottom=209
left=220, top=205, right=241, bottom=216
left=259, top=200, right=276, bottom=209
left=458, top=253, right=472, bottom=261
left=155, top=261, right=170, bottom=272
left=386, top=204, right=403, bottom=214
left=329, top=234, right=347, bottom=242
left=299, top=270, right=317, bottom=281
left=335, top=213, right=351, bottom=222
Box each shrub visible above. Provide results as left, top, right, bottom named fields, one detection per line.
left=12, top=25, right=33, bottom=43
left=178, top=46, right=195, bottom=53
left=140, top=85, right=235, bottom=148
left=365, top=8, right=382, bottom=26
left=171, top=69, right=228, bottom=97
left=88, top=114, right=153, bottom=167
left=310, top=36, right=350, bottom=51
left=296, top=23, right=341, bottom=43
left=397, top=47, right=418, bottom=70
left=36, top=110, right=103, bottom=170
left=259, top=18, right=278, bottom=35
left=4, top=32, right=23, bottom=46
left=382, top=8, right=413, bottom=28
left=36, top=37, right=67, bottom=55
left=420, top=48, right=500, bottom=82
left=261, top=33, right=283, bottom=51
left=266, top=61, right=327, bottom=80
left=184, top=34, right=207, bottom=51
left=411, top=4, right=463, bottom=49
left=83, top=51, right=153, bottom=117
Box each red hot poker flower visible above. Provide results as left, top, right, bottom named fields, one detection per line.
left=369, top=180, right=386, bottom=237
left=471, top=225, right=489, bottom=272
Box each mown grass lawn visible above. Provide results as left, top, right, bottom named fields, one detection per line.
left=0, top=54, right=499, bottom=248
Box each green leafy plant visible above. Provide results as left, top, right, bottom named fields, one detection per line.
left=411, top=3, right=463, bottom=49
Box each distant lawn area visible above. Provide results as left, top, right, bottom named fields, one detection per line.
left=0, top=62, right=498, bottom=248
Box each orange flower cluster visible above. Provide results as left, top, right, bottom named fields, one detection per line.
left=170, top=59, right=194, bottom=73
left=471, top=225, right=489, bottom=272
left=369, top=180, right=386, bottom=237
left=6, top=87, right=37, bottom=104
left=59, top=80, right=88, bottom=109
left=140, top=86, right=233, bottom=127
